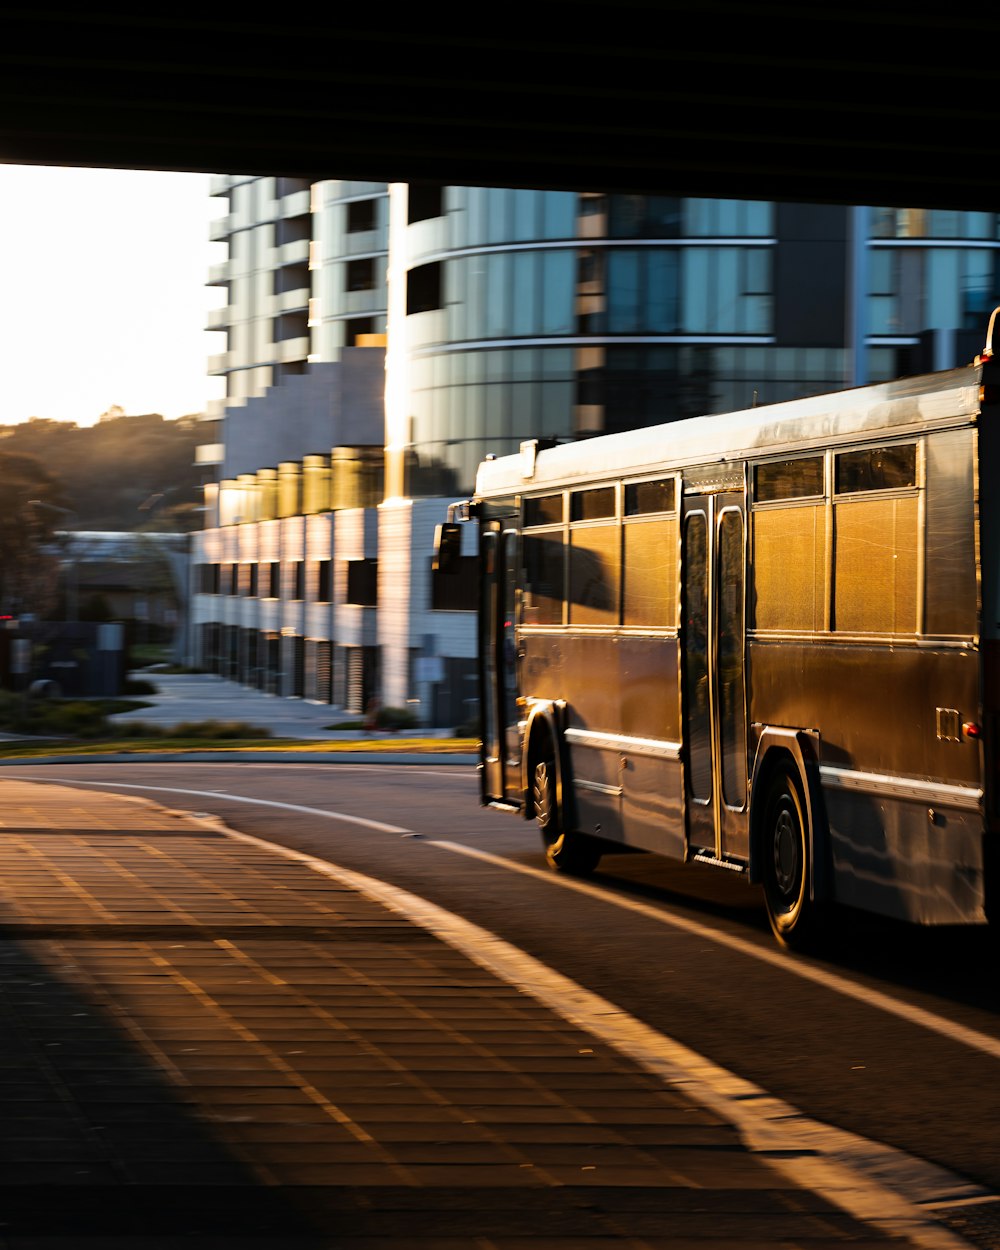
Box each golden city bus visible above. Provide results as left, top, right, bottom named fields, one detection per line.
left=436, top=311, right=1000, bottom=947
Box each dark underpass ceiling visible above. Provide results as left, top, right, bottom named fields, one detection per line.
left=1, top=5, right=995, bottom=210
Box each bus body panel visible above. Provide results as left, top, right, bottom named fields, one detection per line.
left=521, top=631, right=683, bottom=851
left=455, top=352, right=1000, bottom=935
left=821, top=784, right=985, bottom=924
left=748, top=642, right=981, bottom=783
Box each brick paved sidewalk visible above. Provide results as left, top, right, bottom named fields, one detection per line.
left=0, top=778, right=951, bottom=1248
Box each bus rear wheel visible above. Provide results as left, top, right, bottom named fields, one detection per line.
left=533, top=750, right=602, bottom=876
left=761, top=765, right=814, bottom=948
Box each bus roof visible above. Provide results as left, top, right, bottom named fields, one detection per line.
left=474, top=362, right=984, bottom=500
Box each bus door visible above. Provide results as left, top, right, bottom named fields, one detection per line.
left=479, top=522, right=522, bottom=806
left=681, top=489, right=749, bottom=861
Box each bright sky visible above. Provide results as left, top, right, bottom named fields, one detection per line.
left=0, top=164, right=228, bottom=427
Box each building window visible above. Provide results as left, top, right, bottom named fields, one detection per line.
left=868, top=249, right=899, bottom=333
left=344, top=558, right=378, bottom=606
left=347, top=258, right=376, bottom=292
left=346, top=316, right=374, bottom=345
left=288, top=561, right=304, bottom=601
left=608, top=194, right=682, bottom=239
left=579, top=194, right=606, bottom=217
left=406, top=262, right=442, bottom=315
left=316, top=560, right=332, bottom=603
left=431, top=555, right=478, bottom=610
left=346, top=198, right=376, bottom=233
left=408, top=183, right=444, bottom=223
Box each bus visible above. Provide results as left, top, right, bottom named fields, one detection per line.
left=435, top=311, right=1000, bottom=948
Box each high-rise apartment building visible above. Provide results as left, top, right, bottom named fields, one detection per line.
left=191, top=182, right=1000, bottom=725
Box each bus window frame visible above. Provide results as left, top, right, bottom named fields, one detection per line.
left=748, top=439, right=926, bottom=641
left=621, top=471, right=681, bottom=634
left=567, top=481, right=622, bottom=629
left=522, top=489, right=568, bottom=628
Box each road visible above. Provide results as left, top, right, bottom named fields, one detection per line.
left=8, top=757, right=1000, bottom=1220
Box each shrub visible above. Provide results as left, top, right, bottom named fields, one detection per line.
left=112, top=721, right=167, bottom=738
left=45, top=702, right=110, bottom=737
left=375, top=705, right=419, bottom=732
left=123, top=678, right=159, bottom=695
left=171, top=720, right=272, bottom=740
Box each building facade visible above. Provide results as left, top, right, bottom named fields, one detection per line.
left=191, top=180, right=1000, bottom=726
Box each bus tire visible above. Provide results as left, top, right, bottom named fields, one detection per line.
left=761, top=763, right=815, bottom=949
left=532, top=747, right=602, bottom=876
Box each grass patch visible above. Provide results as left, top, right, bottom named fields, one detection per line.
left=111, top=719, right=272, bottom=740
left=0, top=735, right=479, bottom=758
left=0, top=692, right=155, bottom=739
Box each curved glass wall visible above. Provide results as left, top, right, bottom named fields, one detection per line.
left=398, top=189, right=785, bottom=497
left=865, top=206, right=1000, bottom=376
left=396, top=191, right=1000, bottom=498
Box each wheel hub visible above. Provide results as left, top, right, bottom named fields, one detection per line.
left=773, top=808, right=798, bottom=896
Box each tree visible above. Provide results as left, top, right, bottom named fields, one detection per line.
left=0, top=451, right=65, bottom=617
left=0, top=411, right=205, bottom=531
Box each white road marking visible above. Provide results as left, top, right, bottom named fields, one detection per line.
left=32, top=779, right=410, bottom=834
left=34, top=778, right=1000, bottom=1062
left=23, top=775, right=993, bottom=1246
left=183, top=809, right=995, bottom=1249
left=236, top=764, right=475, bottom=780
left=25, top=775, right=1000, bottom=1060
left=431, top=840, right=1000, bottom=1065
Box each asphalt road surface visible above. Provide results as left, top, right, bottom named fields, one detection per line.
left=7, top=756, right=1000, bottom=1240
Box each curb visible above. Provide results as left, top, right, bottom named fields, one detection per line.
left=0, top=750, right=479, bottom=766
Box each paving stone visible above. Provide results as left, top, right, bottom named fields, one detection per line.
left=0, top=778, right=935, bottom=1248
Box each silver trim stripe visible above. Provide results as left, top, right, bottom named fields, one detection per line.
left=819, top=765, right=983, bottom=812
left=565, top=728, right=682, bottom=761
left=576, top=778, right=624, bottom=798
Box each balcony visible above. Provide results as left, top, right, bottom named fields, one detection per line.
left=272, top=336, right=311, bottom=364
left=208, top=214, right=233, bottom=242
left=207, top=351, right=232, bottom=375
left=343, top=231, right=383, bottom=257
left=206, top=305, right=231, bottom=331
left=271, top=285, right=310, bottom=315
left=275, top=238, right=310, bottom=267
left=279, top=188, right=311, bottom=220
left=344, top=289, right=387, bottom=316
left=207, top=259, right=230, bottom=286
left=209, top=174, right=234, bottom=196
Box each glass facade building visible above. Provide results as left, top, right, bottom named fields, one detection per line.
left=195, top=178, right=1000, bottom=721
left=390, top=192, right=1000, bottom=500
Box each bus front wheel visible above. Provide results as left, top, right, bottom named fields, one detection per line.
left=533, top=750, right=601, bottom=876
left=761, top=765, right=814, bottom=948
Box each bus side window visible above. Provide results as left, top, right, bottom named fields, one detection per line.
left=568, top=526, right=620, bottom=625
left=523, top=532, right=564, bottom=624
left=568, top=487, right=619, bottom=627
left=833, top=443, right=918, bottom=635
left=623, top=476, right=678, bottom=628
left=752, top=456, right=825, bottom=633
left=752, top=504, right=826, bottom=632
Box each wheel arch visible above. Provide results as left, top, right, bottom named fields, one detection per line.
left=522, top=700, right=566, bottom=824
left=748, top=727, right=830, bottom=902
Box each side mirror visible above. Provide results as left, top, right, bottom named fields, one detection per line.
left=433, top=523, right=463, bottom=574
